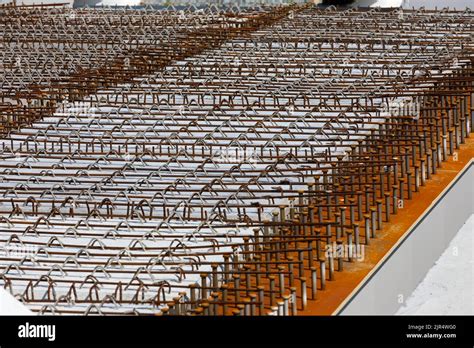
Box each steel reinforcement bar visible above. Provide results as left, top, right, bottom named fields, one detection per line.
left=0, top=5, right=473, bottom=315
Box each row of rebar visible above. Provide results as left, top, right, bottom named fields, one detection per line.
left=0, top=4, right=473, bottom=315
left=0, top=3, right=296, bottom=135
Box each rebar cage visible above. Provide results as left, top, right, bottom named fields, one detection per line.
left=0, top=4, right=473, bottom=315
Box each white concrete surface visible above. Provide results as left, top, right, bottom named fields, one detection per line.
left=96, top=0, right=139, bottom=6
left=0, top=288, right=33, bottom=315
left=354, top=0, right=403, bottom=7
left=354, top=0, right=472, bottom=8
left=402, top=0, right=473, bottom=9
left=397, top=214, right=474, bottom=315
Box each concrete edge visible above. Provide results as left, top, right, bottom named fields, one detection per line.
left=334, top=159, right=474, bottom=315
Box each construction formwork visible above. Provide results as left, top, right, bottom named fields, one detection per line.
left=0, top=4, right=473, bottom=315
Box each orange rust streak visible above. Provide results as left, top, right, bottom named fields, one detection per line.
left=301, top=136, right=474, bottom=316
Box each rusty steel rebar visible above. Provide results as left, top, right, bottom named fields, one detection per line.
left=0, top=4, right=473, bottom=316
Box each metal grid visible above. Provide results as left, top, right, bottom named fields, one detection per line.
left=0, top=4, right=473, bottom=315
